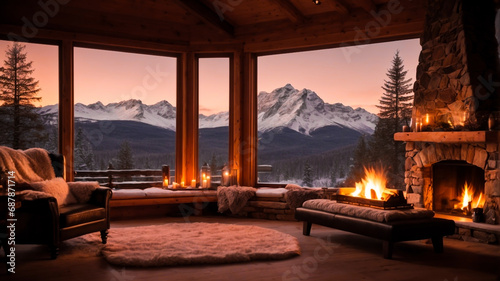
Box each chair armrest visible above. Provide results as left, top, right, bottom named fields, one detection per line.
left=89, top=187, right=112, bottom=207
left=2, top=196, right=60, bottom=246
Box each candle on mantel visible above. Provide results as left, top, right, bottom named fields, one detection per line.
left=191, top=179, right=196, bottom=188
left=181, top=181, right=185, bottom=188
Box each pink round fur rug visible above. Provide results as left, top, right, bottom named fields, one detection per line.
left=100, top=223, right=301, bottom=267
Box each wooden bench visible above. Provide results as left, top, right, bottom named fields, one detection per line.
left=295, top=203, right=456, bottom=259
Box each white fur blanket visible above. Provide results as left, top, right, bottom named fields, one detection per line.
left=217, top=186, right=257, bottom=214
left=0, top=146, right=55, bottom=183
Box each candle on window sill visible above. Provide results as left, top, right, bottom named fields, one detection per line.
left=172, top=182, right=178, bottom=189
left=191, top=179, right=196, bottom=188
left=181, top=181, right=185, bottom=188
left=202, top=179, right=207, bottom=188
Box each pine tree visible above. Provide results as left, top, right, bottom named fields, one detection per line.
left=303, top=162, right=313, bottom=187
left=117, top=140, right=134, bottom=169
left=74, top=128, right=95, bottom=170
left=0, top=42, right=45, bottom=149
left=377, top=50, right=413, bottom=129
left=330, top=169, right=337, bottom=187
left=370, top=51, right=413, bottom=188
left=346, top=135, right=369, bottom=185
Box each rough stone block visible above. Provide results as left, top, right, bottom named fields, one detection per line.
left=485, top=180, right=500, bottom=197
left=458, top=228, right=471, bottom=236
left=472, top=148, right=488, bottom=169
left=486, top=142, right=498, bottom=152
left=466, top=145, right=475, bottom=164
left=461, top=144, right=468, bottom=160
left=241, top=206, right=259, bottom=212
left=263, top=208, right=286, bottom=214
left=414, top=154, right=423, bottom=168
left=406, top=193, right=421, bottom=204
left=248, top=201, right=288, bottom=209
left=406, top=142, right=415, bottom=151
left=472, top=231, right=497, bottom=244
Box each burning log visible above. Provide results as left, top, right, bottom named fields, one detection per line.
left=335, top=190, right=413, bottom=210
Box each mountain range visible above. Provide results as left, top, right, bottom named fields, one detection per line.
left=38, top=84, right=378, bottom=135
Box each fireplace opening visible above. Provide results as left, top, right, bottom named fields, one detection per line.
left=432, top=161, right=485, bottom=216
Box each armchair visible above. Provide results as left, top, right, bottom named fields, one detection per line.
left=0, top=146, right=111, bottom=259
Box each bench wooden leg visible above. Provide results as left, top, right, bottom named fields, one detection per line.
left=383, top=241, right=393, bottom=259
left=303, top=221, right=312, bottom=236
left=431, top=236, right=444, bottom=253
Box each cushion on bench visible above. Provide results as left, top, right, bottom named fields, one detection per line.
left=302, top=199, right=435, bottom=222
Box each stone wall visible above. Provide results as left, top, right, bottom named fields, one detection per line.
left=404, top=138, right=500, bottom=224
left=413, top=0, right=499, bottom=131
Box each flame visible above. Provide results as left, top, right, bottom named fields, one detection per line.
left=459, top=182, right=485, bottom=210
left=461, top=182, right=473, bottom=209
left=350, top=167, right=395, bottom=201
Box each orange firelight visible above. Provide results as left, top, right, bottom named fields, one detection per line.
left=459, top=182, right=485, bottom=210
left=350, top=167, right=396, bottom=201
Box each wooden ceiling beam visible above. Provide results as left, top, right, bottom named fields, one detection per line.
left=272, top=0, right=306, bottom=23
left=351, top=0, right=377, bottom=13
left=330, top=0, right=350, bottom=14
left=172, top=0, right=234, bottom=36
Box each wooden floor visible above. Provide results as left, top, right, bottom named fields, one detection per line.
left=2, top=215, right=500, bottom=281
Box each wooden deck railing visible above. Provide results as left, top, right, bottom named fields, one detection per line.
left=75, top=165, right=271, bottom=189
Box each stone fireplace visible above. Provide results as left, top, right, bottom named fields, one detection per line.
left=394, top=0, right=500, bottom=224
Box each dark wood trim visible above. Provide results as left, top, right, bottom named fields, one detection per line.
left=273, top=0, right=306, bottom=23
left=229, top=51, right=242, bottom=185
left=175, top=52, right=199, bottom=186
left=171, top=0, right=234, bottom=36
left=241, top=52, right=258, bottom=186
left=58, top=40, right=74, bottom=182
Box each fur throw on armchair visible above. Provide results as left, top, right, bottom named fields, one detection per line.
left=0, top=146, right=99, bottom=206
left=0, top=146, right=55, bottom=183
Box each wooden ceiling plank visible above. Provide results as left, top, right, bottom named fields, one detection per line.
left=272, top=0, right=306, bottom=23
left=351, top=0, right=377, bottom=13
left=330, top=0, right=350, bottom=14
left=172, top=0, right=234, bottom=36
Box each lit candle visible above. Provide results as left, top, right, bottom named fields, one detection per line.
left=163, top=178, right=169, bottom=187
left=202, top=179, right=207, bottom=188
left=425, top=114, right=429, bottom=125
left=172, top=182, right=177, bottom=189
left=181, top=181, right=185, bottom=188
left=191, top=179, right=196, bottom=188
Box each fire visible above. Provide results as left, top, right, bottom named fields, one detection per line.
left=459, top=182, right=485, bottom=210
left=350, top=167, right=396, bottom=201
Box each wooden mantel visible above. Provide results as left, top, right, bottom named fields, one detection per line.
left=394, top=131, right=500, bottom=143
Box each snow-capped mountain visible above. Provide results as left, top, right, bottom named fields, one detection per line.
left=38, top=84, right=378, bottom=134
left=258, top=84, right=377, bottom=135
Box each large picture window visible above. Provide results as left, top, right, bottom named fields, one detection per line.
left=0, top=40, right=59, bottom=152
left=198, top=57, right=229, bottom=184
left=73, top=47, right=176, bottom=174
left=257, top=39, right=420, bottom=187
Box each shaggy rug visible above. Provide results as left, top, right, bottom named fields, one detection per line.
left=63, top=223, right=300, bottom=267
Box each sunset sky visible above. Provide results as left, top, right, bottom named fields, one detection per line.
left=0, top=38, right=420, bottom=115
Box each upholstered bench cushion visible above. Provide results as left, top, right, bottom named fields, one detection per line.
left=302, top=199, right=435, bottom=222
left=255, top=187, right=287, bottom=198
left=59, top=204, right=106, bottom=227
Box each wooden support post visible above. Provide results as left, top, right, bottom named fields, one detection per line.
left=175, top=52, right=199, bottom=185
left=58, top=40, right=74, bottom=182
left=240, top=52, right=257, bottom=187
left=229, top=51, right=242, bottom=185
